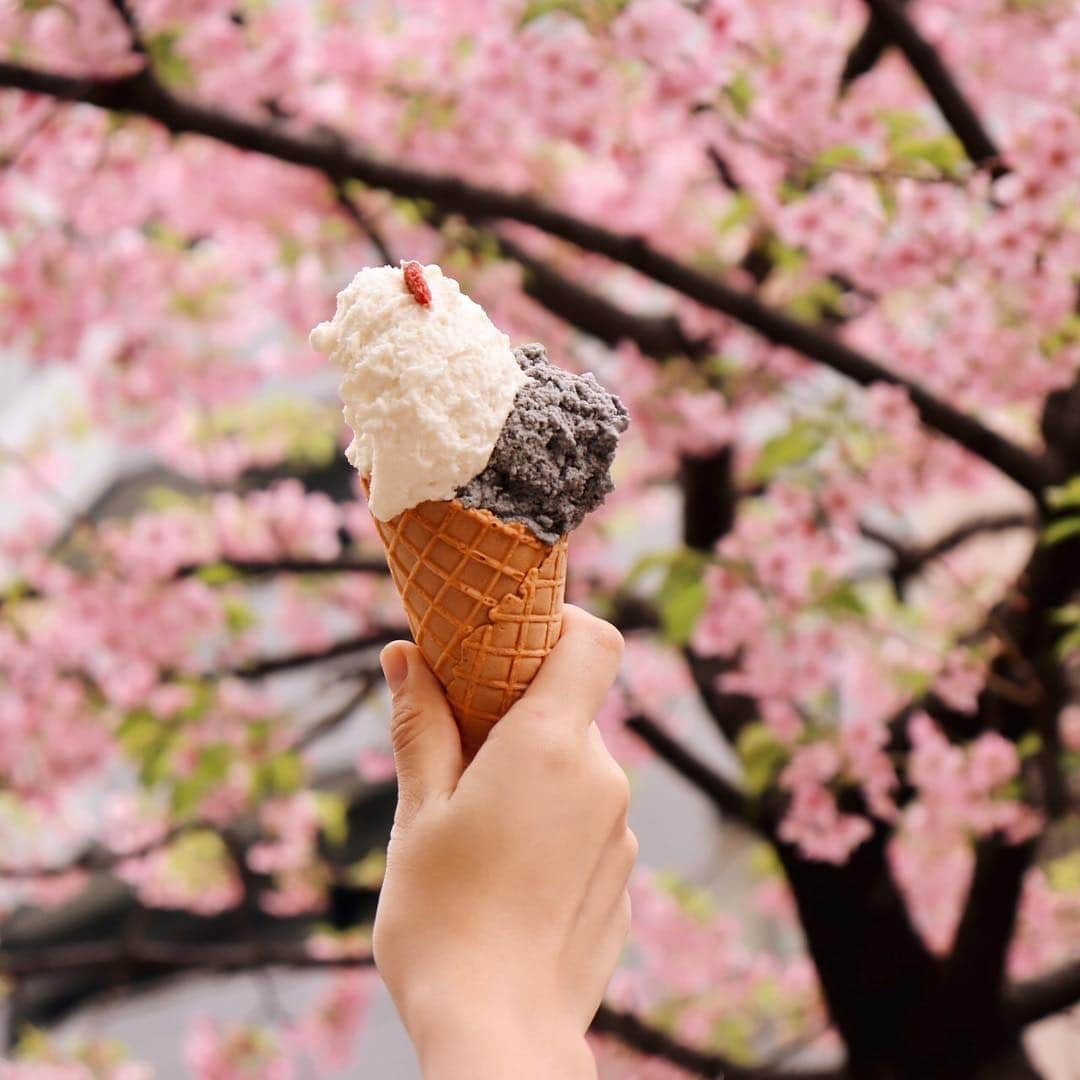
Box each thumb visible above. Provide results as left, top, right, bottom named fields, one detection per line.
left=380, top=642, right=463, bottom=818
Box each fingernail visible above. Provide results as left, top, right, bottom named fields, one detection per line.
left=380, top=643, right=409, bottom=694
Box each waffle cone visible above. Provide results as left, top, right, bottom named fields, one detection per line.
left=370, top=493, right=567, bottom=756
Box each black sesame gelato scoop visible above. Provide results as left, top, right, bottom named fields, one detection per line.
left=455, top=343, right=629, bottom=544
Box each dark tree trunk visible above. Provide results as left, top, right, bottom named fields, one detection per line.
left=777, top=830, right=940, bottom=1076
left=973, top=1042, right=1043, bottom=1080
left=680, top=447, right=737, bottom=553
left=777, top=828, right=1048, bottom=1079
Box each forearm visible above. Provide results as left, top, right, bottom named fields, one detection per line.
left=415, top=1011, right=597, bottom=1080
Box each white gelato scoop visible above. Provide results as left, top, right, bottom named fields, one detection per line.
left=309, top=263, right=526, bottom=521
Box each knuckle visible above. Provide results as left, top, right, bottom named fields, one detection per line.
left=389, top=700, right=426, bottom=756
left=531, top=729, right=577, bottom=773
left=508, top=699, right=552, bottom=731
left=590, top=620, right=625, bottom=663
left=622, top=828, right=640, bottom=867
left=600, top=760, right=632, bottom=816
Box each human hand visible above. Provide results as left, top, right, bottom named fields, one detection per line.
left=372, top=606, right=635, bottom=1080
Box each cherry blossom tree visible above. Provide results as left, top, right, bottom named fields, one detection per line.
left=1, top=0, right=1079, bottom=1076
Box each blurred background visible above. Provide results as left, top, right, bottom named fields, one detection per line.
left=0, top=1, right=1078, bottom=1076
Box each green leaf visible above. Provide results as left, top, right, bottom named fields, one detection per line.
left=658, top=577, right=707, bottom=646
left=1039, top=313, right=1080, bottom=356
left=315, top=792, right=349, bottom=847
left=652, top=871, right=716, bottom=922
left=724, top=71, right=754, bottom=118
left=1050, top=603, right=1080, bottom=626
left=815, top=580, right=867, bottom=617
left=806, top=143, right=865, bottom=185
left=248, top=719, right=273, bottom=748
left=198, top=744, right=231, bottom=783
left=1054, top=624, right=1080, bottom=660
left=13, top=1025, right=51, bottom=1059
left=117, top=709, right=158, bottom=750
left=170, top=777, right=203, bottom=817
left=623, top=551, right=678, bottom=590
left=764, top=233, right=806, bottom=273
left=1, top=578, right=30, bottom=605
left=1046, top=851, right=1080, bottom=893
left=144, top=220, right=190, bottom=252
left=258, top=751, right=304, bottom=795
left=787, top=278, right=844, bottom=323
left=197, top=561, right=242, bottom=586
left=117, top=709, right=172, bottom=783
left=748, top=420, right=826, bottom=483
left=892, top=133, right=965, bottom=174
left=878, top=108, right=926, bottom=142
left=716, top=192, right=755, bottom=235
left=655, top=550, right=709, bottom=646
left=519, top=0, right=629, bottom=27
left=710, top=1012, right=754, bottom=1063
left=749, top=976, right=783, bottom=1012
left=222, top=596, right=256, bottom=634
left=994, top=779, right=1024, bottom=801
left=1046, top=476, right=1080, bottom=510
left=141, top=738, right=176, bottom=788
left=167, top=828, right=231, bottom=880
left=812, top=144, right=864, bottom=171
left=348, top=849, right=387, bottom=889
left=519, top=0, right=582, bottom=25
left=147, top=30, right=195, bottom=89
left=171, top=744, right=233, bottom=815
left=177, top=680, right=213, bottom=723
left=749, top=841, right=783, bottom=879
left=736, top=722, right=789, bottom=796
left=1041, top=516, right=1080, bottom=547
left=145, top=486, right=193, bottom=510
left=1016, top=732, right=1043, bottom=760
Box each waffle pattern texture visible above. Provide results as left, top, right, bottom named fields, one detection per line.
left=373, top=497, right=567, bottom=755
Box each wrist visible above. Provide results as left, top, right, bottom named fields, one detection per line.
left=412, top=1001, right=595, bottom=1080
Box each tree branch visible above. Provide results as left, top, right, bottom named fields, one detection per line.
left=860, top=0, right=1003, bottom=171
left=0, top=938, right=374, bottom=976
left=229, top=628, right=404, bottom=679
left=592, top=1004, right=843, bottom=1080
left=943, top=836, right=1038, bottom=1034
left=625, top=714, right=763, bottom=833
left=591, top=1003, right=727, bottom=1078
left=684, top=648, right=758, bottom=746
left=495, top=231, right=710, bottom=360
left=860, top=512, right=1034, bottom=593
left=0, top=821, right=200, bottom=882
left=841, top=0, right=910, bottom=89
left=334, top=185, right=394, bottom=265
left=0, top=61, right=1052, bottom=492
left=176, top=555, right=390, bottom=580
left=106, top=0, right=147, bottom=55
left=676, top=447, right=760, bottom=747
left=293, top=672, right=381, bottom=751
left=1004, top=959, right=1080, bottom=1029
left=0, top=678, right=381, bottom=883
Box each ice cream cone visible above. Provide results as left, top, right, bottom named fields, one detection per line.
left=370, top=493, right=567, bottom=756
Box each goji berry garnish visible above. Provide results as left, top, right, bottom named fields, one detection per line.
left=402, top=261, right=432, bottom=307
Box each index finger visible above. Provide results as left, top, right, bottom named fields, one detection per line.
left=505, top=604, right=624, bottom=731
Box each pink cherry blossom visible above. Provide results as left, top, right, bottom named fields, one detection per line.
left=1, top=2, right=1078, bottom=1075
left=185, top=1019, right=294, bottom=1080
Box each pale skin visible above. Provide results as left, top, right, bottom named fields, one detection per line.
left=373, top=606, right=637, bottom=1080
